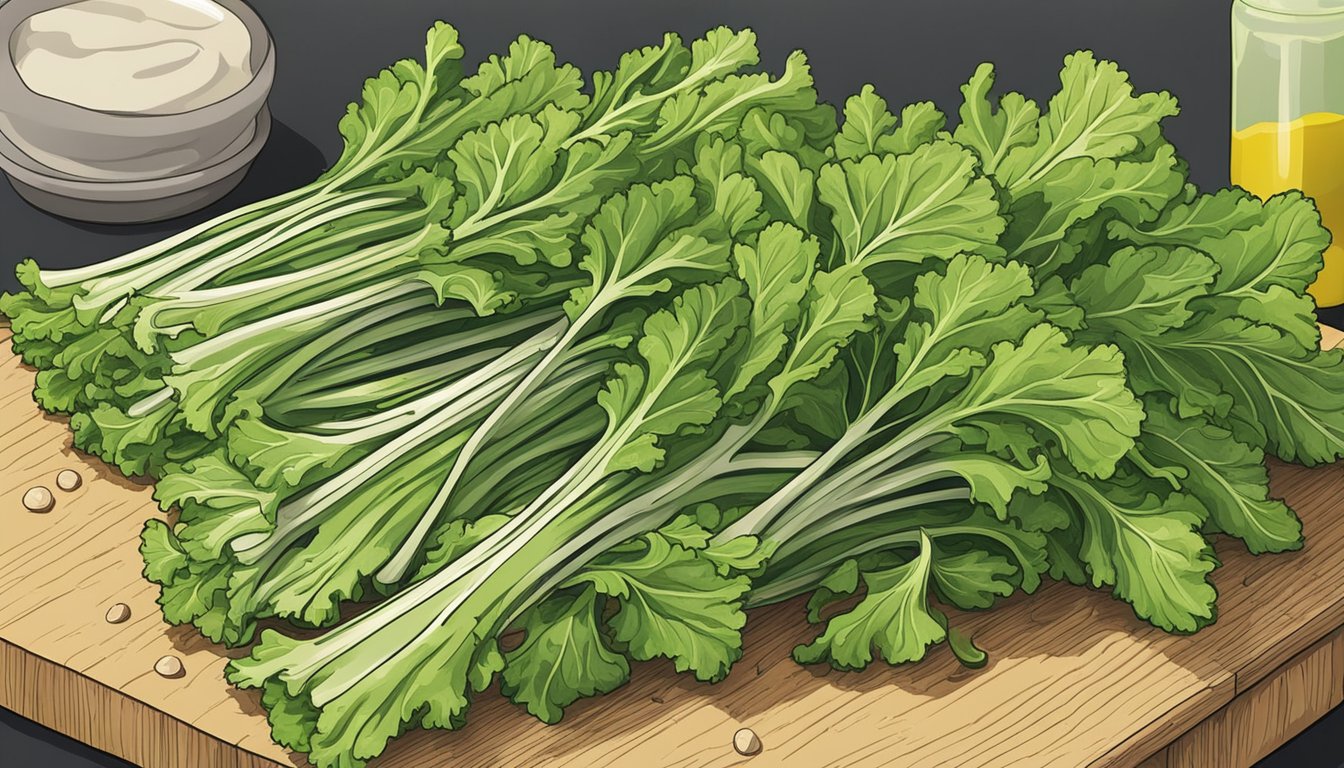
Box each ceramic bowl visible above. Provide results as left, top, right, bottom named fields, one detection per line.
left=0, top=0, right=275, bottom=222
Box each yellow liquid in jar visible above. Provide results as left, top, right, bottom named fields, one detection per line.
left=1231, top=111, right=1344, bottom=307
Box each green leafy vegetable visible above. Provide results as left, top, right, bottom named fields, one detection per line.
left=4, top=23, right=1343, bottom=768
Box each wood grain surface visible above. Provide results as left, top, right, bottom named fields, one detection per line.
left=2, top=324, right=1343, bottom=768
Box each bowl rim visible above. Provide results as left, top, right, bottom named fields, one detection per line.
left=0, top=0, right=275, bottom=125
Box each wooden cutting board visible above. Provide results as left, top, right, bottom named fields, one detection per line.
left=3, top=324, right=1344, bottom=768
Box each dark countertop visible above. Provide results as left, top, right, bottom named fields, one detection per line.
left=1, top=1, right=1341, bottom=765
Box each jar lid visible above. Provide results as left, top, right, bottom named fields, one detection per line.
left=1242, top=0, right=1344, bottom=15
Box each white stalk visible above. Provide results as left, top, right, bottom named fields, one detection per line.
left=229, top=325, right=564, bottom=559
left=43, top=182, right=320, bottom=289
left=155, top=194, right=404, bottom=297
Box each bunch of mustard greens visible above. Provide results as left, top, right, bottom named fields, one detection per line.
left=4, top=22, right=1343, bottom=768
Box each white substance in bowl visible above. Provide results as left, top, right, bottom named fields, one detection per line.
left=11, top=0, right=254, bottom=115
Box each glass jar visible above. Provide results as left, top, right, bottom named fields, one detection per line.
left=1232, top=0, right=1344, bottom=307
